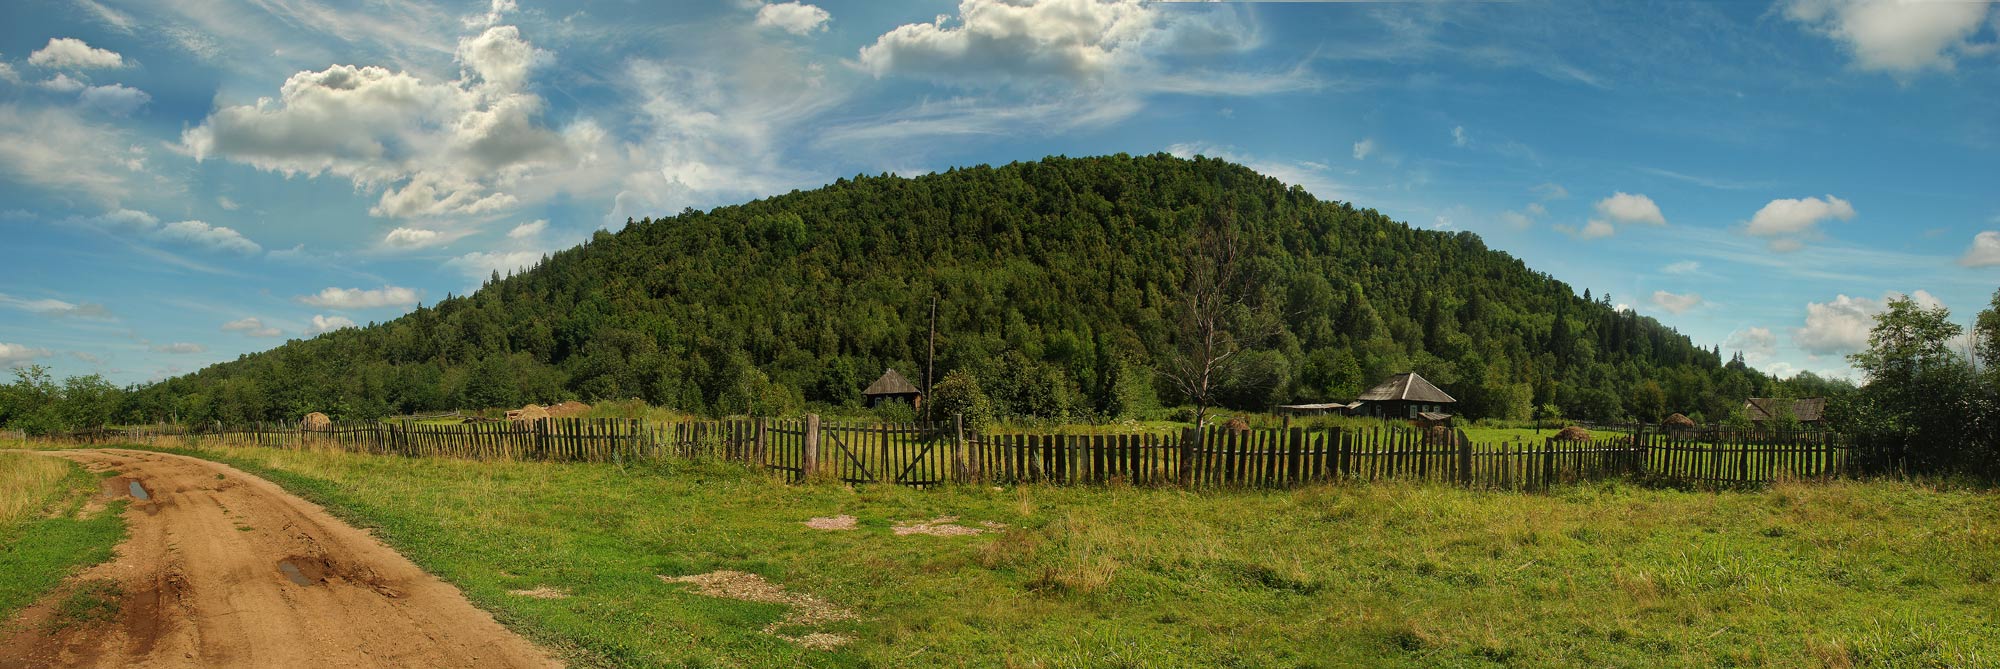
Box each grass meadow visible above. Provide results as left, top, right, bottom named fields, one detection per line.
left=108, top=439, right=2000, bottom=668
left=0, top=451, right=127, bottom=625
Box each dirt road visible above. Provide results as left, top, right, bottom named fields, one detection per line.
left=0, top=449, right=560, bottom=668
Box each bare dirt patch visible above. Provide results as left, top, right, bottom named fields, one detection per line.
left=892, top=515, right=991, bottom=536
left=660, top=571, right=856, bottom=649
left=507, top=587, right=569, bottom=600
left=0, top=449, right=559, bottom=669
left=802, top=515, right=857, bottom=531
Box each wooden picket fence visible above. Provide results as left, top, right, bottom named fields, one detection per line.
left=43, top=418, right=1882, bottom=491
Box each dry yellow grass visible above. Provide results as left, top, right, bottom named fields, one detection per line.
left=0, top=452, right=74, bottom=527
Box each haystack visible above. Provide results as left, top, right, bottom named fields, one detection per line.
left=301, top=412, right=332, bottom=431
left=1662, top=413, right=1696, bottom=430
left=547, top=401, right=592, bottom=418
left=1553, top=425, right=1591, bottom=442
left=1223, top=415, right=1251, bottom=431
left=509, top=404, right=549, bottom=423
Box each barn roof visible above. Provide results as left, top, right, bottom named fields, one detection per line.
left=1744, top=397, right=1825, bottom=422
left=862, top=368, right=921, bottom=396
left=1355, top=372, right=1457, bottom=403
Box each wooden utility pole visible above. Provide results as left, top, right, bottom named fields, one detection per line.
left=926, top=295, right=938, bottom=421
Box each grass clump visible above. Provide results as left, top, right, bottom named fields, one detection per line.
left=49, top=579, right=122, bottom=629
left=0, top=452, right=128, bottom=623
left=144, top=442, right=2000, bottom=668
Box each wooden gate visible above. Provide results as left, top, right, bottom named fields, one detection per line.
left=821, top=421, right=952, bottom=486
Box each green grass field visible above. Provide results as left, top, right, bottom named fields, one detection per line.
left=0, top=451, right=128, bottom=625
left=128, top=441, right=1998, bottom=668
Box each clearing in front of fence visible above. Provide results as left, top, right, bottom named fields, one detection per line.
left=129, top=440, right=2000, bottom=668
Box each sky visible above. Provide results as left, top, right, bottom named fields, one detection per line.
left=0, top=0, right=1997, bottom=386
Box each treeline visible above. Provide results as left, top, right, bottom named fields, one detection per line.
left=1838, top=291, right=2000, bottom=478
left=55, top=154, right=1817, bottom=425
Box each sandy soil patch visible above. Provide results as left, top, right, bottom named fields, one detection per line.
left=892, top=515, right=995, bottom=536
left=507, top=586, right=569, bottom=600
left=0, top=449, right=559, bottom=669
left=660, top=571, right=856, bottom=649
left=803, top=515, right=857, bottom=531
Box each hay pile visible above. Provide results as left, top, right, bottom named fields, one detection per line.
left=546, top=401, right=592, bottom=418
left=1663, top=413, right=1696, bottom=430
left=301, top=412, right=332, bottom=431
left=1223, top=416, right=1250, bottom=431
left=509, top=404, right=549, bottom=423
left=1553, top=425, right=1592, bottom=442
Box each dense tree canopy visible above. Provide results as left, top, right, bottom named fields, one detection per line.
left=111, top=154, right=1790, bottom=424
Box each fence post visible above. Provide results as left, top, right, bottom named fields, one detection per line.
left=803, top=414, right=821, bottom=478
left=754, top=417, right=768, bottom=466
left=1179, top=427, right=1198, bottom=487
left=952, top=413, right=968, bottom=484
left=1457, top=431, right=1473, bottom=487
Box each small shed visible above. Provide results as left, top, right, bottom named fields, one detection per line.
left=1275, top=401, right=1361, bottom=417
left=1743, top=398, right=1826, bottom=425
left=1415, top=411, right=1455, bottom=429
left=862, top=368, right=923, bottom=409
left=1353, top=372, right=1457, bottom=419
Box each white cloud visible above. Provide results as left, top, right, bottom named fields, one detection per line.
left=1595, top=192, right=1666, bottom=226
left=70, top=351, right=103, bottom=365
left=1165, top=143, right=1346, bottom=200
left=384, top=227, right=444, bottom=248
left=1784, top=0, right=1995, bottom=73
left=180, top=24, right=577, bottom=221
left=1556, top=219, right=1616, bottom=239
left=507, top=219, right=547, bottom=239
left=0, top=104, right=154, bottom=204
left=27, top=37, right=125, bottom=70
left=297, top=286, right=420, bottom=309
left=150, top=342, right=208, bottom=354
left=221, top=317, right=283, bottom=338
left=1650, top=290, right=1702, bottom=314
left=1958, top=230, right=2000, bottom=267
left=1725, top=327, right=1778, bottom=363
left=305, top=314, right=357, bottom=335
left=74, top=0, right=136, bottom=33
left=464, top=0, right=518, bottom=29
left=856, top=0, right=1255, bottom=85
left=756, top=2, right=831, bottom=35
left=1352, top=138, right=1375, bottom=160
left=1451, top=125, right=1467, bottom=147
left=0, top=342, right=51, bottom=367
left=157, top=220, right=262, bottom=255
left=217, top=196, right=240, bottom=210
left=446, top=250, right=541, bottom=281
left=0, top=62, right=18, bottom=85
left=77, top=83, right=151, bottom=116
left=1532, top=182, right=1569, bottom=200
left=1663, top=260, right=1702, bottom=275
left=1746, top=195, right=1855, bottom=251
left=1792, top=289, right=1942, bottom=355
left=1501, top=211, right=1534, bottom=230
left=39, top=73, right=86, bottom=92
left=0, top=293, right=112, bottom=319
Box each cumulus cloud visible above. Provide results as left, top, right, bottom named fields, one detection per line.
left=1451, top=125, right=1468, bottom=147
left=77, top=82, right=151, bottom=116
left=0, top=342, right=51, bottom=367
left=507, top=219, right=547, bottom=239
left=1793, top=289, right=1943, bottom=355
left=856, top=0, right=1259, bottom=86
left=150, top=342, right=208, bottom=354
left=1556, top=219, right=1616, bottom=239
left=180, top=23, right=577, bottom=221
left=305, top=314, right=357, bottom=335
left=157, top=220, right=262, bottom=255
left=297, top=286, right=420, bottom=309
left=1784, top=0, right=1995, bottom=73
left=1352, top=138, right=1375, bottom=160
left=38, top=73, right=86, bottom=92
left=1595, top=192, right=1666, bottom=226
left=1745, top=194, right=1855, bottom=252
left=1959, top=230, right=2000, bottom=267
left=27, top=37, right=125, bottom=70
left=0, top=293, right=112, bottom=319
left=1650, top=290, right=1702, bottom=314
left=221, top=317, right=283, bottom=338
left=756, top=2, right=831, bottom=35
left=383, top=227, right=444, bottom=248
left=1725, top=327, right=1778, bottom=363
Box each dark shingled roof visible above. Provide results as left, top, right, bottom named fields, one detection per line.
left=1355, top=372, right=1457, bottom=403
left=1744, top=397, right=1825, bottom=423
left=862, top=368, right=921, bottom=396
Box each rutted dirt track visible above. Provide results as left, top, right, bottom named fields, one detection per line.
left=0, top=449, right=560, bottom=668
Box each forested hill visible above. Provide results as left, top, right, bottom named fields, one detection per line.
left=133, top=153, right=1788, bottom=423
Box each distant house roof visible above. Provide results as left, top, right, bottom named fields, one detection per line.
left=1744, top=397, right=1825, bottom=423
left=1276, top=402, right=1360, bottom=411
left=1416, top=412, right=1453, bottom=421
left=862, top=368, right=921, bottom=396
left=1355, top=372, right=1457, bottom=403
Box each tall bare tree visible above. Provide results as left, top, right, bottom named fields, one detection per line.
left=1159, top=211, right=1276, bottom=483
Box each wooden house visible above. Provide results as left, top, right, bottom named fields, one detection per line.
left=1743, top=398, right=1825, bottom=426
left=1353, top=372, right=1457, bottom=420
left=862, top=368, right=923, bottom=409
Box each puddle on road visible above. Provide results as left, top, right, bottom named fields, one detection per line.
left=277, top=557, right=329, bottom=587
left=127, top=480, right=151, bottom=501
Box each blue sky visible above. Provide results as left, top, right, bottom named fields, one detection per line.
left=1, top=0, right=1997, bottom=386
